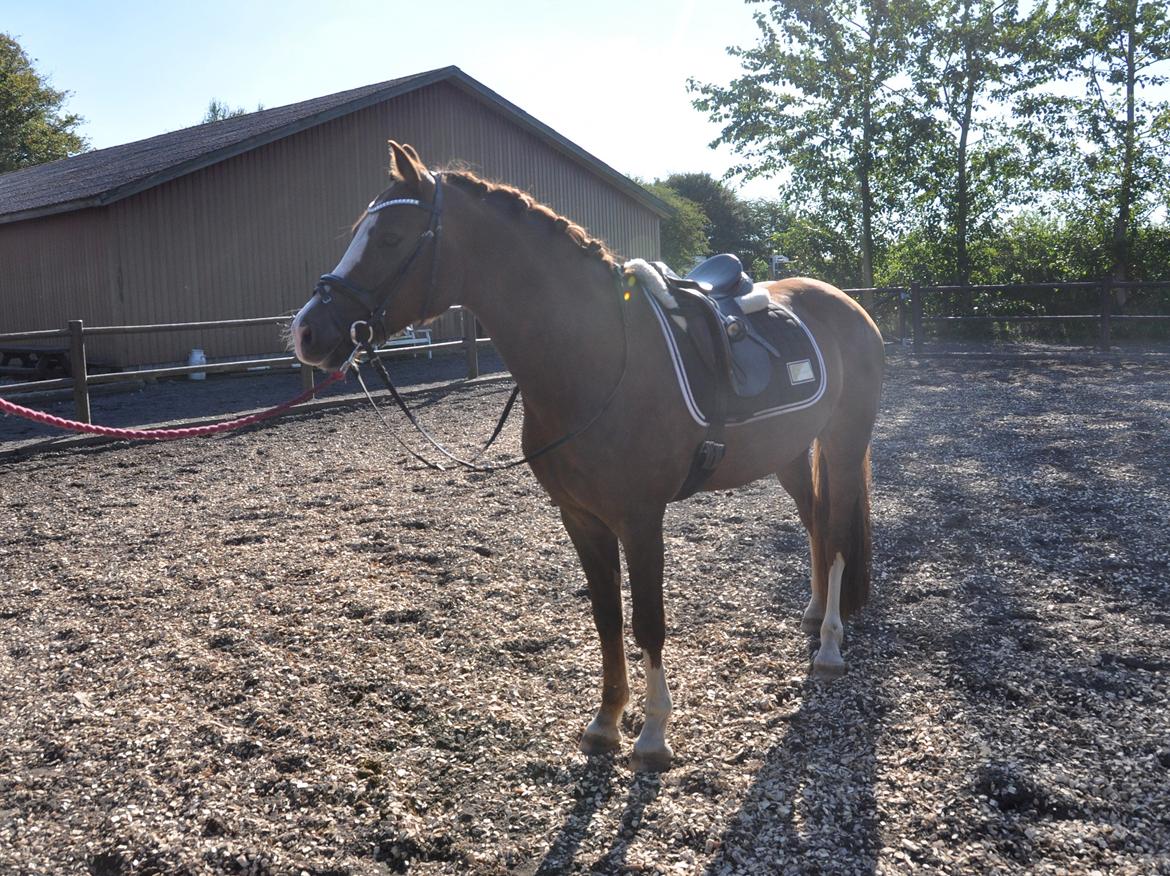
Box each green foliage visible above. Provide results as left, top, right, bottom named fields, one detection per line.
left=660, top=172, right=753, bottom=260
left=743, top=198, right=797, bottom=278
left=980, top=213, right=1110, bottom=284
left=690, top=0, right=933, bottom=285
left=773, top=215, right=859, bottom=288
left=691, top=0, right=1170, bottom=303
left=645, top=182, right=709, bottom=269
left=876, top=226, right=954, bottom=287
left=911, top=0, right=1038, bottom=287
left=879, top=211, right=1118, bottom=288
left=202, top=99, right=264, bottom=123
left=0, top=33, right=87, bottom=173
left=651, top=173, right=786, bottom=275
left=1130, top=222, right=1170, bottom=282
left=1013, top=0, right=1170, bottom=277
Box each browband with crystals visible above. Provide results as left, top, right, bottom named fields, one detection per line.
left=367, top=171, right=439, bottom=214
left=368, top=197, right=424, bottom=213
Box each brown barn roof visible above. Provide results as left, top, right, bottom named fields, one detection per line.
left=0, top=66, right=669, bottom=225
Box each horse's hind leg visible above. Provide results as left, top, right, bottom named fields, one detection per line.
left=777, top=449, right=827, bottom=635
left=810, top=436, right=873, bottom=680
left=561, top=506, right=628, bottom=756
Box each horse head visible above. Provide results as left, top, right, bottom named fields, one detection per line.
left=291, top=141, right=449, bottom=371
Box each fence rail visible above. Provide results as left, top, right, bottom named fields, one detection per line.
left=842, top=279, right=1170, bottom=355
left=0, top=308, right=486, bottom=424
left=4, top=280, right=1168, bottom=426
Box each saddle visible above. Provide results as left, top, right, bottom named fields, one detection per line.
left=628, top=254, right=825, bottom=500
left=650, top=254, right=776, bottom=398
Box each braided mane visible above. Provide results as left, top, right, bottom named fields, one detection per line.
left=442, top=170, right=617, bottom=268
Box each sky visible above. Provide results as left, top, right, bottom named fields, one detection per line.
left=3, top=0, right=782, bottom=199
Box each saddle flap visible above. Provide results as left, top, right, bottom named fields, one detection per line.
left=672, top=291, right=771, bottom=399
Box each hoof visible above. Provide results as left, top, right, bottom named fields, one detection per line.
left=630, top=745, right=673, bottom=773
left=812, top=652, right=846, bottom=681
left=801, top=614, right=824, bottom=636
left=580, top=728, right=621, bottom=757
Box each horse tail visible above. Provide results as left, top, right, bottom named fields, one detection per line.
left=811, top=440, right=872, bottom=618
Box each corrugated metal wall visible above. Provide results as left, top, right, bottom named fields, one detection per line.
left=0, top=80, right=661, bottom=367
left=0, top=211, right=124, bottom=364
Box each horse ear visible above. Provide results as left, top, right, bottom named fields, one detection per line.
left=388, top=141, right=434, bottom=198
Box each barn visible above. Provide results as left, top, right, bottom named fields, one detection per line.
left=0, top=66, right=668, bottom=368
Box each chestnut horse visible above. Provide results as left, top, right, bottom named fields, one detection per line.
left=291, top=142, right=883, bottom=771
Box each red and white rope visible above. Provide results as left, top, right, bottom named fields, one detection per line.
left=0, top=370, right=346, bottom=442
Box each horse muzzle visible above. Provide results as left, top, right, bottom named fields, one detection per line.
left=291, top=297, right=351, bottom=370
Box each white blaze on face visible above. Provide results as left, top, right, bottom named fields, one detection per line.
left=291, top=215, right=376, bottom=363
left=332, top=215, right=376, bottom=279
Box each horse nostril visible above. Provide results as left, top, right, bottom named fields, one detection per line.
left=299, top=323, right=313, bottom=348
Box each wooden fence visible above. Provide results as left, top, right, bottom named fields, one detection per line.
left=3, top=279, right=1168, bottom=426
left=843, top=279, right=1170, bottom=355
left=0, top=308, right=489, bottom=424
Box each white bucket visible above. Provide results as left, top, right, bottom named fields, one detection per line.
left=187, top=348, right=207, bottom=380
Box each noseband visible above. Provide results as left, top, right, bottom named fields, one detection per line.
left=315, top=172, right=445, bottom=353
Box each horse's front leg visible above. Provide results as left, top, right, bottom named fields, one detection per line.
left=561, top=506, right=628, bottom=756
left=621, top=512, right=674, bottom=772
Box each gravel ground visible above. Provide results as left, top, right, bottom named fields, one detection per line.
left=1, top=350, right=1168, bottom=875
left=0, top=350, right=507, bottom=456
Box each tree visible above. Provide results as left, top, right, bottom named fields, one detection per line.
left=202, top=98, right=264, bottom=123
left=661, top=172, right=753, bottom=262
left=913, top=0, right=1033, bottom=293
left=691, top=0, right=931, bottom=292
left=1022, top=0, right=1170, bottom=293
left=0, top=33, right=87, bottom=173
left=743, top=197, right=797, bottom=278
left=652, top=172, right=777, bottom=274
left=774, top=214, right=859, bottom=288
left=645, top=182, right=710, bottom=269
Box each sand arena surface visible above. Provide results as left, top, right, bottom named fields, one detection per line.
left=1, top=352, right=1168, bottom=874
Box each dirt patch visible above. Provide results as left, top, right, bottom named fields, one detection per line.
left=1, top=353, right=1168, bottom=874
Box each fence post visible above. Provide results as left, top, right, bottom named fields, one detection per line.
left=462, top=307, right=480, bottom=379
left=68, top=319, right=91, bottom=423
left=910, top=282, right=924, bottom=356
left=300, top=362, right=315, bottom=392
left=1099, top=279, right=1113, bottom=352
left=898, top=288, right=909, bottom=346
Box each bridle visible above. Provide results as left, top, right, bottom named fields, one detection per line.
left=315, top=173, right=445, bottom=373
left=308, top=171, right=633, bottom=473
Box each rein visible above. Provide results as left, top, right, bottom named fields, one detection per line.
left=349, top=278, right=629, bottom=472
left=313, top=173, right=631, bottom=472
